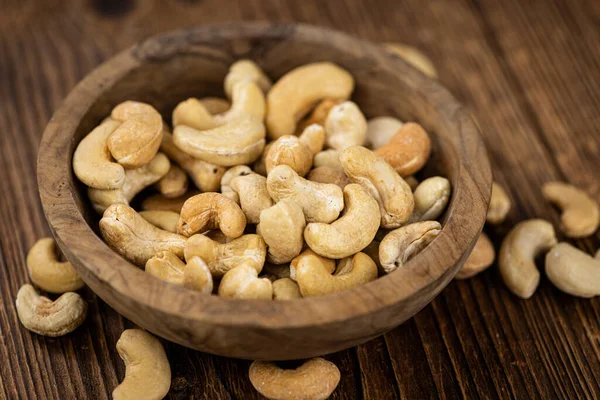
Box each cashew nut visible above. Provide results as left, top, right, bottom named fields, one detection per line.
left=499, top=219, right=557, bottom=299
left=177, top=192, right=246, bottom=238
left=184, top=234, right=266, bottom=277
left=409, top=177, right=451, bottom=222
left=324, top=101, right=367, bottom=150
left=27, top=237, right=84, bottom=294
left=299, top=123, right=326, bottom=154
left=266, top=135, right=314, bottom=177
left=542, top=182, right=600, bottom=238
left=139, top=210, right=180, bottom=233
left=455, top=232, right=495, bottom=279
left=272, top=278, right=302, bottom=300
left=341, top=146, right=414, bottom=228
left=304, top=184, right=380, bottom=259
left=379, top=221, right=442, bottom=274
left=257, top=199, right=306, bottom=264
left=172, top=98, right=216, bottom=130
left=218, top=263, right=273, bottom=299
left=100, top=204, right=187, bottom=266
left=289, top=249, right=335, bottom=281
left=141, top=190, right=200, bottom=213
left=365, top=116, right=404, bottom=149
left=213, top=80, right=266, bottom=125
left=294, top=252, right=378, bottom=297
left=384, top=43, right=438, bottom=78
left=108, top=101, right=163, bottom=168
left=113, top=329, right=171, bottom=400
left=199, top=97, right=230, bottom=114
left=220, top=165, right=253, bottom=203
left=545, top=243, right=600, bottom=298
left=229, top=173, right=274, bottom=224
left=267, top=165, right=344, bottom=223
left=73, top=119, right=125, bottom=189
left=296, top=99, right=340, bottom=134
left=16, top=284, right=87, bottom=337
left=375, top=122, right=431, bottom=176
left=307, top=166, right=351, bottom=189
left=313, top=149, right=342, bottom=170
left=155, top=164, right=188, bottom=199
left=249, top=358, right=340, bottom=400
left=487, top=182, right=511, bottom=225
left=266, top=62, right=354, bottom=139
left=145, top=251, right=213, bottom=293
left=224, top=59, right=272, bottom=98
left=88, top=152, right=171, bottom=213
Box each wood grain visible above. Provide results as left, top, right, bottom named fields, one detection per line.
left=1, top=0, right=599, bottom=398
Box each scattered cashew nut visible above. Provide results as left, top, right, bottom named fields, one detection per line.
left=455, top=232, right=495, bottom=280
left=542, top=181, right=600, bottom=238
left=409, top=176, right=451, bottom=222
left=218, top=263, right=273, bottom=299
left=324, top=101, right=367, bottom=150
left=27, top=237, right=84, bottom=294
left=487, top=182, right=511, bottom=225
left=375, top=122, right=431, bottom=177
left=545, top=242, right=600, bottom=298
left=366, top=116, right=404, bottom=149
left=257, top=199, right=306, bottom=264
left=177, top=192, right=246, bottom=238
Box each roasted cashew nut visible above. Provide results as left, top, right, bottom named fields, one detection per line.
left=542, top=182, right=600, bottom=238
left=487, top=182, right=511, bottom=225
left=146, top=251, right=213, bottom=293
left=224, top=59, right=272, bottom=98
left=272, top=278, right=302, bottom=300
left=365, top=116, right=404, bottom=149
left=379, top=221, right=442, bottom=274
left=155, top=164, right=188, bottom=199
left=257, top=199, right=306, bottom=264
left=375, top=122, right=431, bottom=177
left=229, top=173, right=274, bottom=224
left=408, top=177, right=451, bottom=222
left=266, top=62, right=354, bottom=139
left=265, top=135, right=314, bottom=177
left=384, top=43, right=438, bottom=78
left=296, top=99, right=340, bottom=134
left=139, top=210, right=180, bottom=233
left=455, top=232, right=495, bottom=280
left=324, top=101, right=367, bottom=150
left=27, top=238, right=84, bottom=294
left=177, top=192, right=246, bottom=238
left=545, top=243, right=600, bottom=298
left=108, top=101, right=163, bottom=168
left=313, top=149, right=342, bottom=169
left=141, top=190, right=200, bottom=213
left=16, top=284, right=87, bottom=337
left=218, top=263, right=273, bottom=299
left=499, top=219, right=557, bottom=299
left=304, top=184, right=380, bottom=259
left=113, top=329, right=171, bottom=400
left=307, top=166, right=351, bottom=189
left=100, top=204, right=187, bottom=266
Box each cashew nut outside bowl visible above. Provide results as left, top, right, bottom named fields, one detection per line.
left=542, top=181, right=600, bottom=238
left=455, top=232, right=495, bottom=280
left=487, top=181, right=511, bottom=225
left=545, top=242, right=600, bottom=298
left=27, top=237, right=84, bottom=293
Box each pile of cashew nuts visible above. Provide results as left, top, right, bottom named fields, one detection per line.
left=14, top=46, right=600, bottom=400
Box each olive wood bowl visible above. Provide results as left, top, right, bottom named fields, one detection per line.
left=38, top=22, right=491, bottom=360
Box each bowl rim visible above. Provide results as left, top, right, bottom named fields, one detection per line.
left=38, top=21, right=491, bottom=331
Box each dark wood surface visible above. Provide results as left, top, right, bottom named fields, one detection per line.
left=1, top=0, right=598, bottom=398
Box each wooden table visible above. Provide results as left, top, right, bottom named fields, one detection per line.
left=1, top=0, right=599, bottom=398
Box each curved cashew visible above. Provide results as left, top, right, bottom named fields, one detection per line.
left=324, top=101, right=367, bottom=150
left=294, top=252, right=378, bottom=297
left=220, top=165, right=253, bottom=203
left=341, top=146, right=414, bottom=228
left=218, top=263, right=273, bottom=299
left=487, top=182, right=511, bottom=225
left=172, top=98, right=216, bottom=130
left=108, top=101, right=163, bottom=168
left=545, top=243, right=600, bottom=298
left=296, top=99, right=340, bottom=134
left=379, top=221, right=442, bottom=274
left=305, top=184, right=380, bottom=259
left=257, top=199, right=306, bottom=264
left=375, top=122, right=431, bottom=176
left=73, top=119, right=125, bottom=189
left=16, top=284, right=87, bottom=337
left=213, top=80, right=266, bottom=124
left=145, top=251, right=213, bottom=293
left=313, top=149, right=342, bottom=169
left=88, top=152, right=171, bottom=213
left=272, top=278, right=302, bottom=300
left=289, top=249, right=335, bottom=281
left=267, top=165, right=344, bottom=223
left=199, top=97, right=230, bottom=114
left=155, top=164, right=188, bottom=199
left=499, top=219, right=557, bottom=299
left=249, top=358, right=340, bottom=400
left=366, top=116, right=404, bottom=149
left=455, top=233, right=495, bottom=279
left=139, top=210, right=180, bottom=233
left=307, top=166, right=351, bottom=189
left=141, top=190, right=200, bottom=213
left=542, top=182, right=600, bottom=238
left=27, top=238, right=84, bottom=294
left=100, top=204, right=187, bottom=266
left=224, top=59, right=272, bottom=98
left=266, top=135, right=314, bottom=177
left=177, top=192, right=246, bottom=238
left=266, top=62, right=354, bottom=139
left=384, top=43, right=438, bottom=78
left=229, top=174, right=274, bottom=224
left=253, top=142, right=273, bottom=176
left=409, top=177, right=451, bottom=222
left=298, top=123, right=326, bottom=156
left=184, top=234, right=266, bottom=277
left=113, top=329, right=171, bottom=400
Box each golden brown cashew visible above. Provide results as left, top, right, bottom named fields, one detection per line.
left=145, top=251, right=213, bottom=293
left=139, top=210, right=180, bottom=233
left=324, top=101, right=367, bottom=150
left=155, top=164, right=188, bottom=199
left=266, top=62, right=354, bottom=139
left=73, top=119, right=125, bottom=189
left=375, top=122, right=431, bottom=177
left=100, top=204, right=187, bottom=266
left=294, top=252, right=378, bottom=297
left=542, top=182, right=600, bottom=238
left=487, top=182, right=511, bottom=225
left=27, top=238, right=84, bottom=294
left=16, top=284, right=87, bottom=337
left=177, top=192, right=246, bottom=238
left=384, top=43, right=438, bottom=78
left=499, top=219, right=557, bottom=299
left=218, top=263, right=273, bottom=299
left=249, top=358, right=340, bottom=400
left=184, top=234, right=266, bottom=277
left=220, top=165, right=253, bottom=203
left=455, top=233, right=495, bottom=279
left=224, top=59, right=272, bottom=98
left=272, top=278, right=302, bottom=300
left=172, top=98, right=216, bottom=130
left=108, top=101, right=163, bottom=168
left=199, top=97, right=230, bottom=114
left=545, top=243, right=600, bottom=298
left=113, top=329, right=171, bottom=400
left=257, top=199, right=306, bottom=264
left=304, top=184, right=380, bottom=259
left=298, top=123, right=326, bottom=156
left=141, top=190, right=200, bottom=213
left=379, top=221, right=442, bottom=274
left=296, top=99, right=340, bottom=134
left=213, top=80, right=266, bottom=125
left=366, top=116, right=404, bottom=149
left=307, top=166, right=351, bottom=189
left=229, top=174, right=274, bottom=224
left=409, top=177, right=451, bottom=222
left=341, top=146, right=414, bottom=228
left=266, top=135, right=314, bottom=177
left=267, top=165, right=344, bottom=223
left=313, top=149, right=342, bottom=169
left=88, top=152, right=171, bottom=213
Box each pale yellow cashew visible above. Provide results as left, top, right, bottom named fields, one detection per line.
left=139, top=210, right=180, bottom=233
left=272, top=278, right=302, bottom=300
left=408, top=177, right=451, bottom=222
left=487, top=182, right=511, bottom=225
left=108, top=101, right=163, bottom=168
left=366, top=116, right=404, bottom=149
left=313, top=149, right=342, bottom=169
left=545, top=243, right=600, bottom=298
left=16, top=284, right=87, bottom=337
left=229, top=173, right=274, bottom=224
left=298, top=123, right=326, bottom=156
left=307, top=166, right=351, bottom=189
left=213, top=80, right=266, bottom=124
left=155, top=164, right=188, bottom=199
left=113, top=329, right=171, bottom=400
left=384, top=43, right=438, bottom=78
left=177, top=192, right=246, bottom=238
left=145, top=251, right=213, bottom=293
left=542, top=182, right=600, bottom=238
left=455, top=232, right=495, bottom=280
left=27, top=238, right=84, bottom=294
left=220, top=165, right=253, bottom=203
left=375, top=122, right=431, bottom=177
left=172, top=98, right=216, bottom=130
left=499, top=219, right=557, bottom=299
left=224, top=59, right=272, bottom=98
left=141, top=190, right=200, bottom=213
left=324, top=101, right=367, bottom=150
left=218, top=263, right=273, bottom=299
left=289, top=249, right=335, bottom=281
left=266, top=62, right=354, bottom=139
left=257, top=199, right=306, bottom=264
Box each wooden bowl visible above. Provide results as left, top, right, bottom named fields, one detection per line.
left=38, top=22, right=491, bottom=360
